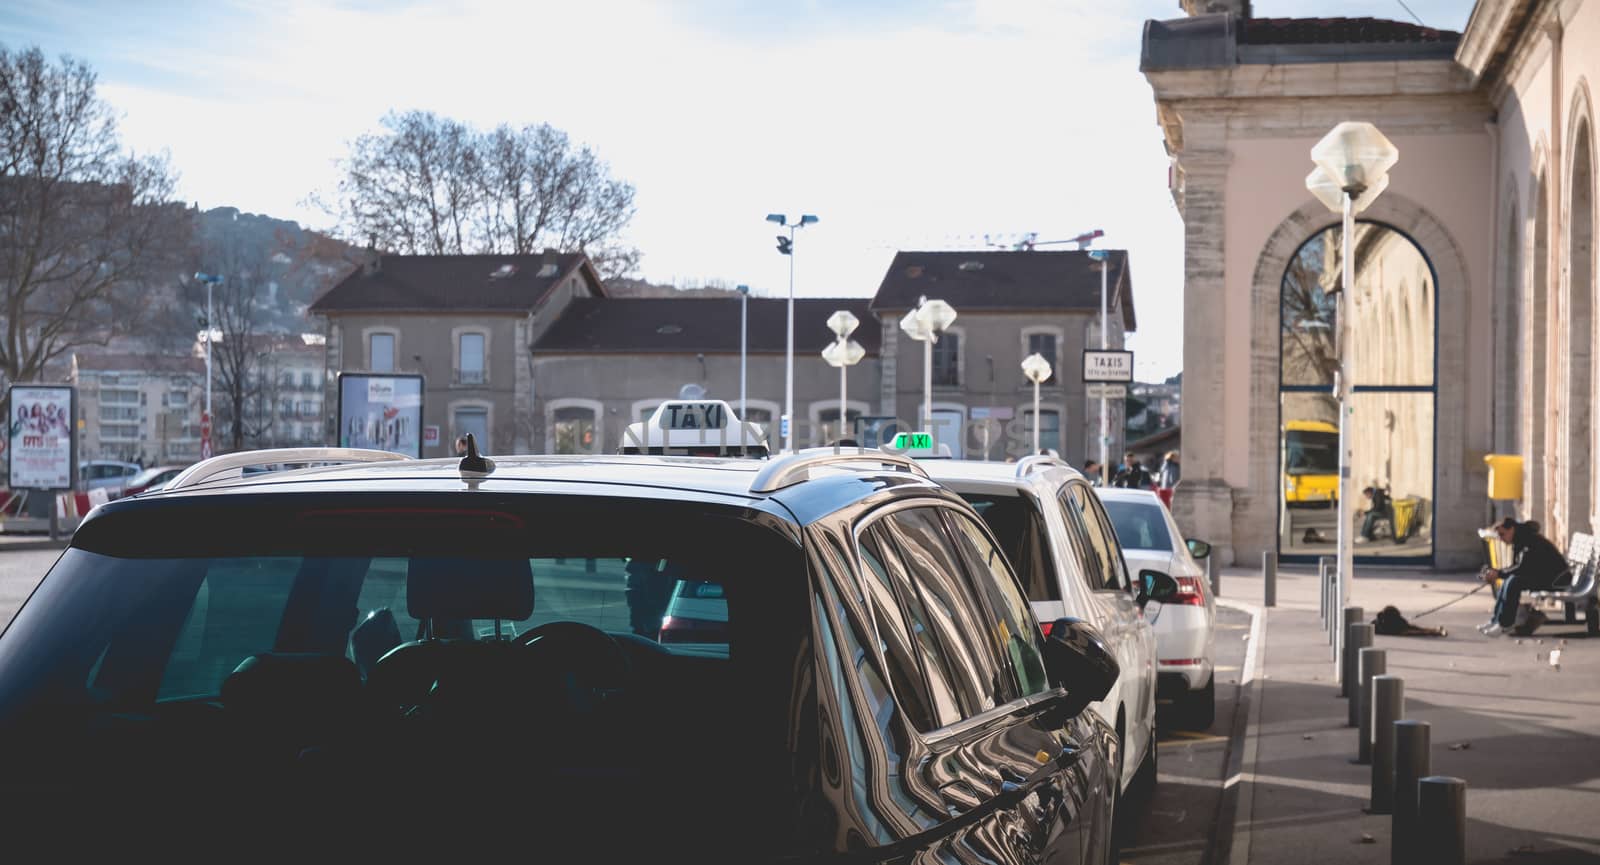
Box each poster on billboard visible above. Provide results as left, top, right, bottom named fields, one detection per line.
left=8, top=385, right=75, bottom=490
left=337, top=373, right=423, bottom=458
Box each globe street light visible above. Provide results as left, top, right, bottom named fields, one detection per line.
left=822, top=309, right=865, bottom=447
left=767, top=213, right=818, bottom=453
left=1305, top=120, right=1397, bottom=684
left=899, top=297, right=957, bottom=448
left=1021, top=352, right=1054, bottom=454
left=193, top=271, right=225, bottom=459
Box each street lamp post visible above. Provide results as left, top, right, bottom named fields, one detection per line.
left=1306, top=121, right=1398, bottom=683
left=767, top=213, right=818, bottom=454
left=194, top=271, right=224, bottom=459
left=737, top=284, right=750, bottom=420
left=1022, top=353, right=1053, bottom=454
left=899, top=297, right=958, bottom=448
left=823, top=309, right=865, bottom=447
left=1087, top=249, right=1112, bottom=485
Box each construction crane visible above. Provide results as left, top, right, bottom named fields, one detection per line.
left=982, top=229, right=1104, bottom=251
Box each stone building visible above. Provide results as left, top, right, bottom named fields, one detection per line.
left=1142, top=0, right=1600, bottom=568
left=71, top=353, right=204, bottom=465
left=310, top=252, right=606, bottom=456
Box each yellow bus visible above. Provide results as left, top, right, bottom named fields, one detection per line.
left=1283, top=420, right=1339, bottom=507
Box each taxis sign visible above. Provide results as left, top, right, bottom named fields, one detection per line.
left=659, top=401, right=727, bottom=430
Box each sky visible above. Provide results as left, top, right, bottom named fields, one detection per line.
left=0, top=0, right=1476, bottom=381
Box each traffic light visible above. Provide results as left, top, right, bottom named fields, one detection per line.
left=775, top=235, right=792, bottom=255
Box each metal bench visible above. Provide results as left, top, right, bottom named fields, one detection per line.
left=1528, top=531, right=1600, bottom=634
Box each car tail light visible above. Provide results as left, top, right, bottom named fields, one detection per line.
left=1168, top=576, right=1206, bottom=606
left=1160, top=658, right=1203, bottom=666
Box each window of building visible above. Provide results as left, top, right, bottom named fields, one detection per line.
left=931, top=332, right=961, bottom=387
left=552, top=406, right=598, bottom=454
left=454, top=407, right=490, bottom=453
left=1025, top=332, right=1058, bottom=384
left=458, top=332, right=485, bottom=384
left=301, top=371, right=314, bottom=388
left=369, top=333, right=395, bottom=372
left=1023, top=409, right=1060, bottom=455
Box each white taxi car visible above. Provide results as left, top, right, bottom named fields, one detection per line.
left=619, top=399, right=768, bottom=457
left=920, top=456, right=1171, bottom=801
left=1095, top=487, right=1217, bottom=729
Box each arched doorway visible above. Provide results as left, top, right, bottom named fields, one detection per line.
left=1277, top=221, right=1436, bottom=561
left=1569, top=120, right=1595, bottom=533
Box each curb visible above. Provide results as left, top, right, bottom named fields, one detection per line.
left=0, top=538, right=69, bottom=552
left=1210, top=599, right=1266, bottom=865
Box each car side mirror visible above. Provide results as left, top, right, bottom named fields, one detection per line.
left=1042, top=617, right=1120, bottom=718
left=1186, top=539, right=1212, bottom=560
left=1136, top=569, right=1180, bottom=609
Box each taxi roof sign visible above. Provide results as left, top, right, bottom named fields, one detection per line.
left=885, top=431, right=951, bottom=458
left=620, top=399, right=768, bottom=457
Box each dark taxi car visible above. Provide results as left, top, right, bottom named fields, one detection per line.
left=0, top=444, right=1153, bottom=859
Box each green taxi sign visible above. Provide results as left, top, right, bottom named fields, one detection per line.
left=891, top=432, right=933, bottom=451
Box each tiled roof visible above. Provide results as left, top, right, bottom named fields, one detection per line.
left=869, top=250, right=1134, bottom=330
left=532, top=297, right=880, bottom=355
left=1240, top=17, right=1458, bottom=46
left=310, top=252, right=599, bottom=313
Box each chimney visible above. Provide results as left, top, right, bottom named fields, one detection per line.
left=1180, top=0, right=1249, bottom=16
left=362, top=248, right=380, bottom=277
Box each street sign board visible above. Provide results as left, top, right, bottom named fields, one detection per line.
left=7, top=385, right=74, bottom=490
left=337, top=373, right=424, bottom=458
left=1083, top=350, right=1134, bottom=383
left=423, top=425, right=441, bottom=447
left=1086, top=384, right=1128, bottom=400
left=970, top=406, right=1015, bottom=420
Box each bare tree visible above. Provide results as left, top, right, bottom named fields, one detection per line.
left=325, top=110, right=639, bottom=277
left=0, top=45, right=189, bottom=385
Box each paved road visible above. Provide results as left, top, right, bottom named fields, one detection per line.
left=0, top=549, right=59, bottom=630
left=1122, top=604, right=1253, bottom=865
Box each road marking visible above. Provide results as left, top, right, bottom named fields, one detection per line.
left=1215, top=598, right=1265, bottom=865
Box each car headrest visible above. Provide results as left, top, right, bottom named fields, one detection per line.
left=406, top=557, right=534, bottom=622
left=222, top=652, right=361, bottom=715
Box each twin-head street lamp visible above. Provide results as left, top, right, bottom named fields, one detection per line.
left=1304, top=120, right=1397, bottom=684
left=736, top=284, right=750, bottom=420
left=822, top=309, right=866, bottom=446
left=193, top=271, right=225, bottom=459
left=899, top=297, right=957, bottom=445
left=1021, top=353, right=1054, bottom=454
left=767, top=213, right=818, bottom=453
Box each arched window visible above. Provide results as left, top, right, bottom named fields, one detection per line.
left=1278, top=221, right=1435, bottom=562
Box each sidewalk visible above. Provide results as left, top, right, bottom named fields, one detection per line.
left=0, top=532, right=68, bottom=552
left=1216, top=564, right=1600, bottom=864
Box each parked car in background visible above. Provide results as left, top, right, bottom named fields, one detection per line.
left=121, top=465, right=190, bottom=497
left=920, top=455, right=1175, bottom=808
left=78, top=460, right=141, bottom=497
left=1095, top=487, right=1217, bottom=729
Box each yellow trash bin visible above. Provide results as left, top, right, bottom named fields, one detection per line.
left=1485, top=454, right=1524, bottom=501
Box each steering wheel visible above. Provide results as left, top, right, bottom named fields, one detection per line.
left=515, top=621, right=633, bottom=709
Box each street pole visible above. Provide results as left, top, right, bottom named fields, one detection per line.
left=1335, top=189, right=1356, bottom=666
left=739, top=286, right=748, bottom=419
left=204, top=279, right=213, bottom=459
left=784, top=227, right=795, bottom=454
left=923, top=336, right=933, bottom=438
left=1033, top=378, right=1041, bottom=454
left=838, top=358, right=847, bottom=443
left=1099, top=256, right=1110, bottom=485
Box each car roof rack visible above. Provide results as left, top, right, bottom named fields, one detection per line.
left=1015, top=454, right=1072, bottom=478
left=750, top=448, right=931, bottom=494
left=164, top=447, right=413, bottom=491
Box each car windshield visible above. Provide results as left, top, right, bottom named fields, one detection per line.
left=959, top=492, right=1061, bottom=602
left=1102, top=499, right=1173, bottom=552
left=0, top=493, right=807, bottom=849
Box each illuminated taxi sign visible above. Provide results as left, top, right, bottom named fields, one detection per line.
left=892, top=432, right=933, bottom=451
left=620, top=400, right=768, bottom=457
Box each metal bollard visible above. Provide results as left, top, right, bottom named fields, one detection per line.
left=1318, top=557, right=1331, bottom=626
left=1417, top=776, right=1466, bottom=865
left=1353, top=646, right=1385, bottom=742
left=1369, top=675, right=1404, bottom=813
left=1262, top=551, right=1277, bottom=608
left=1339, top=608, right=1365, bottom=693
left=1392, top=720, right=1431, bottom=864
left=1207, top=554, right=1218, bottom=597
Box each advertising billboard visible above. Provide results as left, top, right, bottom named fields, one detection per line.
left=8, top=385, right=75, bottom=490
left=337, top=373, right=423, bottom=458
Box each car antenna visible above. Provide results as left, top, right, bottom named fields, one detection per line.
left=458, top=432, right=496, bottom=476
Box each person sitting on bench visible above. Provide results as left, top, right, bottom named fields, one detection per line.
left=1480, top=517, right=1567, bottom=635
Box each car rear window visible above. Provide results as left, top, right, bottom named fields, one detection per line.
left=1102, top=498, right=1173, bottom=551
left=0, top=492, right=809, bottom=842
left=959, top=493, right=1062, bottom=602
